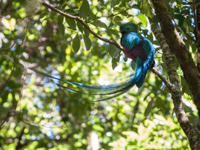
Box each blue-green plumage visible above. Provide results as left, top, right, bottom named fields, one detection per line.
left=120, top=22, right=155, bottom=88
left=33, top=22, right=155, bottom=101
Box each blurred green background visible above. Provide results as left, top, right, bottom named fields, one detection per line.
left=0, top=0, right=195, bottom=149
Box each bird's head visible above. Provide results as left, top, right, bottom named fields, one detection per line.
left=120, top=22, right=138, bottom=33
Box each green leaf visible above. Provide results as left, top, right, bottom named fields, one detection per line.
left=113, top=7, right=121, bottom=12
left=83, top=34, right=92, bottom=50
left=139, top=0, right=151, bottom=17
left=111, top=0, right=121, bottom=8
left=79, top=0, right=89, bottom=19
left=108, top=44, right=121, bottom=58
left=83, top=27, right=89, bottom=37
left=183, top=103, right=196, bottom=124
left=39, top=12, right=47, bottom=19
left=58, top=23, right=65, bottom=36
left=112, top=55, right=120, bottom=70
left=155, top=97, right=163, bottom=108
left=137, top=14, right=148, bottom=27
left=151, top=15, right=159, bottom=30
left=142, top=29, right=148, bottom=36
left=181, top=76, right=192, bottom=96
left=58, top=15, right=64, bottom=35
left=92, top=20, right=107, bottom=28
left=72, top=34, right=80, bottom=53
left=79, top=0, right=95, bottom=19
left=58, top=15, right=63, bottom=25
left=77, top=21, right=83, bottom=33
left=88, top=11, right=96, bottom=19
left=108, top=29, right=120, bottom=38
left=176, top=0, right=182, bottom=5
left=113, top=16, right=122, bottom=25
left=144, top=99, right=154, bottom=117
left=66, top=18, right=76, bottom=30
left=191, top=43, right=196, bottom=52
left=174, top=14, right=185, bottom=27
left=147, top=33, right=153, bottom=42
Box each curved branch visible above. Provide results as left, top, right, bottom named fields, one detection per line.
left=41, top=1, right=174, bottom=92
left=149, top=0, right=200, bottom=149
left=150, top=68, right=173, bottom=90
left=151, top=0, right=200, bottom=118
left=41, top=2, right=124, bottom=51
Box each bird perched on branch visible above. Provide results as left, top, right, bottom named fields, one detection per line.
left=32, top=22, right=155, bottom=101
left=120, top=22, right=155, bottom=88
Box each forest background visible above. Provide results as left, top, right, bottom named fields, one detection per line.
left=0, top=0, right=200, bottom=149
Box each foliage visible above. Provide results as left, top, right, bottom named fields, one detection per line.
left=0, top=0, right=196, bottom=149
left=110, top=115, right=189, bottom=150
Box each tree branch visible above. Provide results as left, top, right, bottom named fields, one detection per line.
left=22, top=119, right=55, bottom=128
left=41, top=2, right=124, bottom=52
left=41, top=1, right=175, bottom=95
left=193, top=0, right=199, bottom=43
left=150, top=68, right=173, bottom=90
left=151, top=0, right=200, bottom=118
left=195, top=0, right=200, bottom=73
left=88, top=6, right=137, bottom=24
left=149, top=0, right=200, bottom=149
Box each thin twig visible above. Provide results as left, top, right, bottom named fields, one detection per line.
left=88, top=5, right=136, bottom=23
left=0, top=110, right=21, bottom=128
left=0, top=111, right=11, bottom=128
left=42, top=1, right=174, bottom=90
left=41, top=2, right=124, bottom=52
left=150, top=68, right=173, bottom=90
left=23, top=119, right=64, bottom=129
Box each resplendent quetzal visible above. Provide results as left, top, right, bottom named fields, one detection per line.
left=120, top=22, right=155, bottom=88
left=32, top=22, right=155, bottom=101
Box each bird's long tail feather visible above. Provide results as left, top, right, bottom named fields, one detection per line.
left=93, top=79, right=136, bottom=102
left=30, top=68, right=137, bottom=95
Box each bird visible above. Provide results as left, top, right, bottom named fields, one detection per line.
left=32, top=22, right=155, bottom=101
left=120, top=22, right=155, bottom=88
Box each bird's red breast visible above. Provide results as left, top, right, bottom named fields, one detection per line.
left=122, top=38, right=148, bottom=61
left=123, top=47, right=137, bottom=60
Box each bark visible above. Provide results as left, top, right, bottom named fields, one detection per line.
left=196, top=0, right=200, bottom=73
left=151, top=0, right=200, bottom=149
left=152, top=22, right=200, bottom=150
left=151, top=0, right=200, bottom=117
